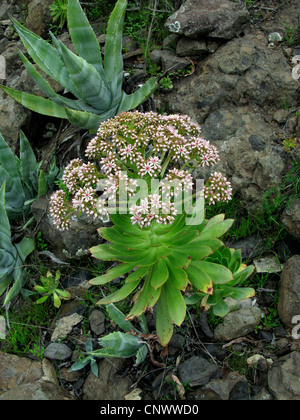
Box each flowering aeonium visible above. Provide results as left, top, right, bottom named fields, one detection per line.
left=49, top=111, right=232, bottom=230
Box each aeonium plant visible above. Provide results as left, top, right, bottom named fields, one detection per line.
left=49, top=111, right=255, bottom=346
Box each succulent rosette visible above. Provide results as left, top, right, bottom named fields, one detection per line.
left=50, top=111, right=254, bottom=346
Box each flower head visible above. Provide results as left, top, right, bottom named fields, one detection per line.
left=50, top=111, right=232, bottom=230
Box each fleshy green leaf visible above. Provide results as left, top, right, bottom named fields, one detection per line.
left=15, top=237, right=35, bottom=262
left=191, top=238, right=224, bottom=252
left=89, top=243, right=121, bottom=261
left=225, top=286, right=255, bottom=300
left=186, top=262, right=213, bottom=294
left=104, top=0, right=127, bottom=99
left=89, top=262, right=136, bottom=285
left=125, top=266, right=150, bottom=283
left=19, top=130, right=37, bottom=179
left=171, top=243, right=212, bottom=260
left=156, top=287, right=174, bottom=346
left=56, top=39, right=112, bottom=110
left=166, top=251, right=191, bottom=269
left=194, top=260, right=233, bottom=284
left=212, top=293, right=230, bottom=317
left=232, top=265, right=255, bottom=285
left=163, top=282, right=186, bottom=327
left=135, top=344, right=148, bottom=365
left=199, top=219, right=234, bottom=240
left=97, top=278, right=141, bottom=305
left=106, top=303, right=135, bottom=333
left=67, top=0, right=105, bottom=77
left=0, top=182, right=12, bottom=244
left=126, top=273, right=161, bottom=320
left=96, top=331, right=142, bottom=357
left=53, top=291, right=61, bottom=308
left=0, top=85, right=68, bottom=119
left=150, top=258, right=169, bottom=290
left=35, top=295, right=49, bottom=304
left=10, top=16, right=79, bottom=96
left=165, top=262, right=188, bottom=290
left=117, top=78, right=158, bottom=113
left=64, top=105, right=118, bottom=130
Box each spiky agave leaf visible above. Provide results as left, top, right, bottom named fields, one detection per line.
left=0, top=133, right=25, bottom=218
left=0, top=182, right=34, bottom=303
left=90, top=213, right=236, bottom=346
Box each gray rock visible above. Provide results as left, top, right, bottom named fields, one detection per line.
left=1, top=42, right=25, bottom=75
left=268, top=352, right=300, bottom=400
left=214, top=307, right=263, bottom=342
left=51, top=313, right=83, bottom=342
left=176, top=38, right=208, bottom=57
left=273, top=109, right=289, bottom=124
left=31, top=195, right=106, bottom=261
left=162, top=33, right=180, bottom=50
left=177, top=355, right=222, bottom=387
left=253, top=388, right=273, bottom=400
left=229, top=379, right=250, bottom=400
left=82, top=358, right=133, bottom=400
left=281, top=198, right=300, bottom=240
left=0, top=0, right=20, bottom=19
left=165, top=33, right=298, bottom=118
left=203, top=371, right=248, bottom=400
left=193, top=107, right=285, bottom=206
left=44, top=343, right=72, bottom=361
left=0, top=91, right=31, bottom=151
left=226, top=235, right=265, bottom=259
left=62, top=270, right=93, bottom=298
left=0, top=380, right=76, bottom=400
left=26, top=0, right=52, bottom=37
left=163, top=31, right=299, bottom=206
left=253, top=254, right=282, bottom=273
left=89, top=309, right=106, bottom=336
left=165, top=0, right=249, bottom=40
left=149, top=49, right=191, bottom=73
left=0, top=352, right=57, bottom=395
left=277, top=255, right=300, bottom=328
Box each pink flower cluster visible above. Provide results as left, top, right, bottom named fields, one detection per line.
left=62, top=158, right=99, bottom=193
left=85, top=111, right=219, bottom=175
left=204, top=172, right=233, bottom=205
left=161, top=168, right=194, bottom=199
left=49, top=190, right=71, bottom=230
left=130, top=194, right=178, bottom=227
left=49, top=111, right=233, bottom=230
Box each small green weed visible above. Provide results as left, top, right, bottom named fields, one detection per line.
left=50, top=0, right=68, bottom=29
left=34, top=270, right=71, bottom=308
left=283, top=22, right=299, bottom=47
left=0, top=301, right=56, bottom=356
left=225, top=346, right=250, bottom=376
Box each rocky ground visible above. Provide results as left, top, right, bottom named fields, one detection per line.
left=0, top=0, right=300, bottom=401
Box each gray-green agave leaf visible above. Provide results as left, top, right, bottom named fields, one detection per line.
left=0, top=0, right=158, bottom=131
left=0, top=131, right=59, bottom=220
left=0, top=182, right=35, bottom=304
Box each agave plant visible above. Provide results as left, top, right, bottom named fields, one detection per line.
left=89, top=213, right=255, bottom=346
left=0, top=182, right=35, bottom=305
left=69, top=303, right=149, bottom=376
left=0, top=131, right=59, bottom=220
left=0, top=0, right=158, bottom=131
